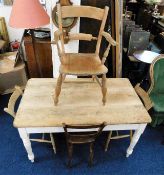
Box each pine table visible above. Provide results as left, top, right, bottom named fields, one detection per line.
left=14, top=78, right=151, bottom=162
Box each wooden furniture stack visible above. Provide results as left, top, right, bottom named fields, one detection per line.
left=24, top=32, right=53, bottom=78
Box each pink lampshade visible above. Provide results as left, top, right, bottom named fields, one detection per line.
left=9, top=0, right=50, bottom=29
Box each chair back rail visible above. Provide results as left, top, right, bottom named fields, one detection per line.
left=57, top=3, right=65, bottom=54
left=63, top=122, right=106, bottom=141
left=57, top=4, right=109, bottom=56
left=61, top=5, right=104, bottom=20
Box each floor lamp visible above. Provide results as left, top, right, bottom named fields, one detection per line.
left=9, top=0, right=50, bottom=78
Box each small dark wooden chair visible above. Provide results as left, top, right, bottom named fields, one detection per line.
left=63, top=122, right=106, bottom=167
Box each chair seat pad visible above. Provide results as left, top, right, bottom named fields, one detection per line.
left=60, top=53, right=108, bottom=75
left=150, top=93, right=164, bottom=112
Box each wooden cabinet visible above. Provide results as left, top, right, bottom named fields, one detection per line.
left=24, top=35, right=53, bottom=78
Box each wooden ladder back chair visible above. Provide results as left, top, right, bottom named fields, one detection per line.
left=104, top=130, right=133, bottom=152
left=63, top=122, right=106, bottom=167
left=4, top=86, right=56, bottom=154
left=54, top=4, right=116, bottom=106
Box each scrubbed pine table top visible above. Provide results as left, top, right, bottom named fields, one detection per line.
left=14, top=78, right=151, bottom=128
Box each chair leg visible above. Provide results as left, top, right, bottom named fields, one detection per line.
left=68, top=143, right=73, bottom=168
left=54, top=73, right=63, bottom=106
left=50, top=133, right=56, bottom=154
left=130, top=130, right=133, bottom=142
left=89, top=143, right=94, bottom=167
left=105, top=131, right=113, bottom=152
left=95, top=76, right=102, bottom=87
left=102, top=74, right=107, bottom=105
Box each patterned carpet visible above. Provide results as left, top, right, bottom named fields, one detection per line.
left=0, top=94, right=164, bottom=175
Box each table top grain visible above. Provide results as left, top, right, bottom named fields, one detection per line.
left=14, top=78, right=151, bottom=128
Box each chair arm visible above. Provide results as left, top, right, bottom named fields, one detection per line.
left=134, top=83, right=153, bottom=111
left=102, top=31, right=117, bottom=46
left=67, top=33, right=97, bottom=41
left=101, top=31, right=117, bottom=64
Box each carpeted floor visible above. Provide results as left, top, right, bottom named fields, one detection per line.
left=0, top=94, right=164, bottom=175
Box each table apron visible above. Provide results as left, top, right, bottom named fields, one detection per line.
left=23, top=123, right=145, bottom=134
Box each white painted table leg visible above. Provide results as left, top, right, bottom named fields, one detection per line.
left=18, top=128, right=35, bottom=162
left=126, top=124, right=147, bottom=157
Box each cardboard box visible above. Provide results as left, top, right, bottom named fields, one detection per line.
left=0, top=52, right=27, bottom=94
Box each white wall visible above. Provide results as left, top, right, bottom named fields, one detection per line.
left=0, top=6, right=24, bottom=42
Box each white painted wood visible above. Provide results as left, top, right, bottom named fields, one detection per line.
left=25, top=124, right=141, bottom=134
left=18, top=128, right=35, bottom=162
left=18, top=123, right=147, bottom=162
left=126, top=124, right=147, bottom=157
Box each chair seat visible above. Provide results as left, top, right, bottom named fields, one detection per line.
left=60, top=53, right=108, bottom=75
left=150, top=93, right=164, bottom=112
left=68, top=134, right=95, bottom=144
